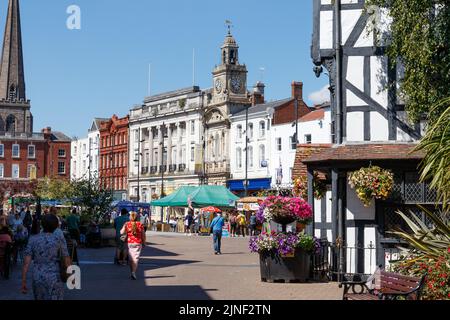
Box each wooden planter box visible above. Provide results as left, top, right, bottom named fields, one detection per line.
left=259, top=249, right=311, bottom=283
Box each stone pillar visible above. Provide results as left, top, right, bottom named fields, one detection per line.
left=158, top=125, right=164, bottom=171
left=224, top=130, right=229, bottom=162
left=167, top=124, right=173, bottom=167
left=149, top=127, right=154, bottom=169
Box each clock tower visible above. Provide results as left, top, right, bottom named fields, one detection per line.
left=212, top=30, right=248, bottom=101
left=204, top=29, right=251, bottom=185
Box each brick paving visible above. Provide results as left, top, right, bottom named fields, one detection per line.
left=0, top=232, right=342, bottom=300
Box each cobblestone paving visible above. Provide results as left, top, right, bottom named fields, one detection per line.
left=0, top=232, right=343, bottom=300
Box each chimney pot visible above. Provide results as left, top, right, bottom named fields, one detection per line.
left=292, top=81, right=303, bottom=100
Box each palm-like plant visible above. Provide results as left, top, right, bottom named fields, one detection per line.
left=415, top=97, right=450, bottom=212
left=388, top=205, right=450, bottom=258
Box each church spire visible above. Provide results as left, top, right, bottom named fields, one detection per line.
left=0, top=0, right=26, bottom=101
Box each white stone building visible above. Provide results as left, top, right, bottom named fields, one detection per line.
left=128, top=87, right=205, bottom=202
left=70, top=119, right=105, bottom=181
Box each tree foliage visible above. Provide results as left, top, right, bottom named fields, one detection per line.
left=35, top=177, right=74, bottom=201
left=367, top=0, right=450, bottom=122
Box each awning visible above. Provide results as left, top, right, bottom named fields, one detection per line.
left=188, top=185, right=239, bottom=208
left=228, top=178, right=271, bottom=191
left=151, top=186, right=198, bottom=207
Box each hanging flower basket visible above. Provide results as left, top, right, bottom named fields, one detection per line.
left=348, top=166, right=394, bottom=207
left=293, top=173, right=327, bottom=200
left=255, top=196, right=313, bottom=226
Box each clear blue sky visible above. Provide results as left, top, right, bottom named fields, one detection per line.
left=0, top=0, right=328, bottom=138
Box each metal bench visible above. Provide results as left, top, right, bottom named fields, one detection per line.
left=341, top=270, right=427, bottom=300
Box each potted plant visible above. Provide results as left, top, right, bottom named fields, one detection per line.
left=251, top=196, right=318, bottom=283
left=348, top=166, right=394, bottom=207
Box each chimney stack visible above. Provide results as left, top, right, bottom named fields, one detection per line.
left=292, top=81, right=303, bottom=100
left=251, top=81, right=265, bottom=106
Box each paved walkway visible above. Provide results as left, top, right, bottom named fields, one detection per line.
left=0, top=232, right=343, bottom=300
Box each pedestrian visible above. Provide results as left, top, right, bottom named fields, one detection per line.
left=229, top=212, right=238, bottom=237
left=184, top=211, right=193, bottom=236
left=0, top=217, right=13, bottom=277
left=21, top=214, right=71, bottom=300
left=210, top=212, right=225, bottom=255
left=114, top=208, right=129, bottom=265
left=120, top=211, right=146, bottom=280
left=193, top=211, right=200, bottom=235
left=23, top=208, right=32, bottom=236
left=11, top=212, right=23, bottom=234
left=169, top=217, right=177, bottom=232
left=66, top=208, right=80, bottom=243
left=237, top=212, right=247, bottom=237
left=249, top=212, right=257, bottom=236
left=139, top=208, right=150, bottom=232
left=13, top=225, right=28, bottom=263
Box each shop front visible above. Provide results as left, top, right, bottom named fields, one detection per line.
left=228, top=178, right=271, bottom=197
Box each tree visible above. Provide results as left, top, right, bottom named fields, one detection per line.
left=367, top=0, right=450, bottom=122
left=71, top=177, right=113, bottom=224
left=35, top=177, right=74, bottom=201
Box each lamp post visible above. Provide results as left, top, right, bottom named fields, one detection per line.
left=244, top=105, right=250, bottom=197
left=159, top=123, right=167, bottom=222
left=134, top=128, right=145, bottom=203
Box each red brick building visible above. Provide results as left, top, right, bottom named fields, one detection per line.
left=271, top=82, right=311, bottom=126
left=99, top=115, right=129, bottom=200
left=0, top=0, right=71, bottom=200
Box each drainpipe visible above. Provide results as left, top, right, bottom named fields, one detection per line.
left=335, top=0, right=343, bottom=145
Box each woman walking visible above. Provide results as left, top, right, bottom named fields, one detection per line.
left=120, top=211, right=146, bottom=280
left=21, top=214, right=71, bottom=300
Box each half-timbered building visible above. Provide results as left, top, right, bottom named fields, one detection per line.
left=303, top=0, right=436, bottom=279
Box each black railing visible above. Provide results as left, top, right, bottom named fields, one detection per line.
left=159, top=165, right=167, bottom=173
left=169, top=164, right=177, bottom=172
left=150, top=166, right=157, bottom=174
left=141, top=167, right=149, bottom=174
left=178, top=164, right=186, bottom=171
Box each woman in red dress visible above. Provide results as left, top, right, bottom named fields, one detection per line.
left=120, top=212, right=146, bottom=280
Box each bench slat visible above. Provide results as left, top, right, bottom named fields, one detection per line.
left=381, top=271, right=421, bottom=283
left=380, top=281, right=417, bottom=293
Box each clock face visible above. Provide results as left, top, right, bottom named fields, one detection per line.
left=231, top=76, right=242, bottom=93
left=215, top=79, right=223, bottom=93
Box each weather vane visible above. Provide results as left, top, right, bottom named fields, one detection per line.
left=225, top=20, right=233, bottom=34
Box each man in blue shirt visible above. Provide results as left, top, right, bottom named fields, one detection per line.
left=114, top=208, right=129, bottom=265
left=210, top=212, right=225, bottom=255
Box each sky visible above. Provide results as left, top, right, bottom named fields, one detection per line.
left=0, top=0, right=329, bottom=138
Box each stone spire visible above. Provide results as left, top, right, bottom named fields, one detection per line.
left=0, top=0, right=26, bottom=101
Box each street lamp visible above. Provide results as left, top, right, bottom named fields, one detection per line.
left=133, top=128, right=145, bottom=203
left=159, top=123, right=168, bottom=222
left=244, top=105, right=250, bottom=197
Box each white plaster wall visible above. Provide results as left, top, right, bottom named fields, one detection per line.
left=327, top=230, right=333, bottom=243
left=314, top=198, right=322, bottom=223
left=320, top=11, right=334, bottom=50
left=230, top=114, right=271, bottom=181
left=341, top=10, right=363, bottom=45
left=354, top=20, right=374, bottom=48
left=270, top=123, right=298, bottom=187
left=364, top=227, right=377, bottom=274
left=370, top=56, right=388, bottom=108
left=346, top=89, right=366, bottom=107
left=315, top=229, right=321, bottom=239
left=346, top=227, right=356, bottom=274
left=346, top=112, right=364, bottom=142
left=370, top=111, right=389, bottom=141
left=346, top=56, right=365, bottom=92
left=346, top=182, right=376, bottom=221
left=396, top=111, right=414, bottom=142
left=298, top=109, right=332, bottom=144
left=70, top=137, right=89, bottom=181
left=326, top=190, right=332, bottom=223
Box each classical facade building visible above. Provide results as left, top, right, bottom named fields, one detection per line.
left=70, top=118, right=106, bottom=181
left=0, top=0, right=71, bottom=192
left=99, top=115, right=129, bottom=201
left=204, top=30, right=251, bottom=185
left=128, top=87, right=204, bottom=201
left=302, top=0, right=432, bottom=277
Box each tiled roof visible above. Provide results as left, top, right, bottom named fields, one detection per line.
left=232, top=98, right=293, bottom=117
left=303, top=143, right=425, bottom=163
left=292, top=144, right=332, bottom=180
left=299, top=109, right=325, bottom=122
left=51, top=131, right=72, bottom=142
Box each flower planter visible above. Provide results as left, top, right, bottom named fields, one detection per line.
left=259, top=248, right=311, bottom=283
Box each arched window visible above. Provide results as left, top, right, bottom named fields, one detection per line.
left=6, top=115, right=16, bottom=133
left=237, top=125, right=242, bottom=140
left=248, top=123, right=253, bottom=140
left=236, top=148, right=242, bottom=169
left=230, top=49, right=235, bottom=64
left=248, top=146, right=253, bottom=168
left=259, top=121, right=266, bottom=138
left=9, top=84, right=16, bottom=100
left=223, top=50, right=226, bottom=64
left=259, top=145, right=266, bottom=167
left=215, top=134, right=220, bottom=158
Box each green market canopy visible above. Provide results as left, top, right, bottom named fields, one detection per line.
left=150, top=186, right=198, bottom=207
left=151, top=185, right=239, bottom=209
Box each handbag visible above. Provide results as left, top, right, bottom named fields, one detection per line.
left=120, top=222, right=128, bottom=242
left=59, top=244, right=70, bottom=283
